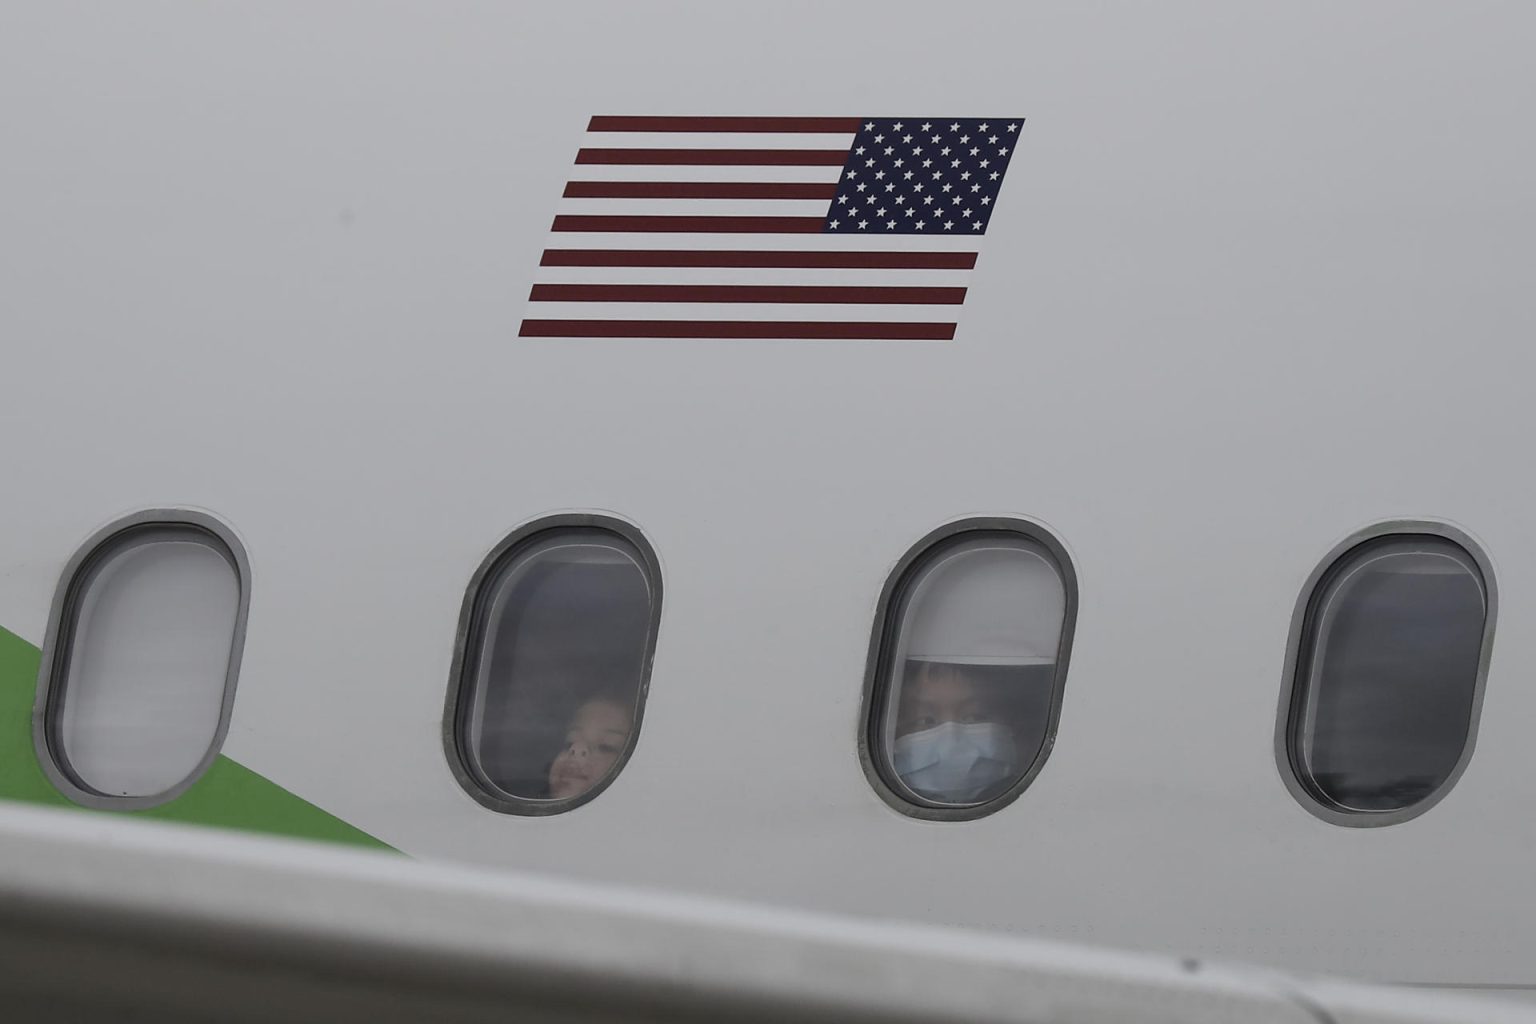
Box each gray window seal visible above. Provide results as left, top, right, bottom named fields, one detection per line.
left=857, top=518, right=1079, bottom=822
left=1274, top=520, right=1497, bottom=828
left=442, top=513, right=663, bottom=816
left=32, top=509, right=253, bottom=811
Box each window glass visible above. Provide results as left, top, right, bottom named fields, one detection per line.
left=1289, top=536, right=1489, bottom=814
left=455, top=527, right=656, bottom=808
left=874, top=533, right=1071, bottom=810
left=46, top=525, right=243, bottom=799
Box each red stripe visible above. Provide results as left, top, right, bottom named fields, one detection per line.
left=587, top=116, right=862, bottom=133
left=552, top=215, right=825, bottom=234
left=576, top=148, right=848, bottom=166
left=539, top=249, right=979, bottom=270
left=562, top=181, right=838, bottom=200
left=519, top=320, right=955, bottom=340
left=529, top=284, right=966, bottom=305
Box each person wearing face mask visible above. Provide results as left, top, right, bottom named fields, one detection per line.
left=886, top=542, right=1064, bottom=805
left=891, top=662, right=1019, bottom=804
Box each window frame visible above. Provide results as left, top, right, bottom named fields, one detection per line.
left=857, top=518, right=1079, bottom=822
left=1274, top=520, right=1498, bottom=828
left=442, top=513, right=663, bottom=816
left=32, top=509, right=253, bottom=811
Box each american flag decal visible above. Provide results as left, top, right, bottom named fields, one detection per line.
left=521, top=116, right=1025, bottom=341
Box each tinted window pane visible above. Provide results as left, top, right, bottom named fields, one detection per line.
left=458, top=529, right=654, bottom=807
left=50, top=528, right=242, bottom=798
left=877, top=535, right=1069, bottom=808
left=1292, top=537, right=1488, bottom=813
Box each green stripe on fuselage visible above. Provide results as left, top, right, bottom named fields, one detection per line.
left=0, top=626, right=393, bottom=851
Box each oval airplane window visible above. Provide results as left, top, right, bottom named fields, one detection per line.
left=36, top=513, right=250, bottom=808
left=445, top=517, right=661, bottom=815
left=861, top=521, right=1077, bottom=820
left=1279, top=528, right=1495, bottom=825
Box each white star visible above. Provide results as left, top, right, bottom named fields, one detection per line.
left=912, top=146, right=922, bottom=155
left=856, top=183, right=867, bottom=192
left=959, top=134, right=970, bottom=143
left=923, top=195, right=934, bottom=205
left=837, top=195, right=849, bottom=204
left=884, top=146, right=894, bottom=155
left=971, top=184, right=981, bottom=192
left=1007, top=123, right=1019, bottom=132
left=903, top=170, right=913, bottom=179
left=876, top=207, right=886, bottom=216
left=915, top=221, right=925, bottom=230
left=846, top=170, right=858, bottom=179
left=998, top=146, right=1008, bottom=155
left=864, top=122, right=875, bottom=131
left=980, top=196, right=991, bottom=205
left=922, top=159, right=932, bottom=168
left=865, top=158, right=875, bottom=167
left=942, top=183, right=952, bottom=192
left=829, top=220, right=839, bottom=229
left=949, top=122, right=960, bottom=131
left=912, top=183, right=923, bottom=192
left=930, top=134, right=940, bottom=143
left=893, top=158, right=903, bottom=167
left=944, top=221, right=954, bottom=230
left=960, top=171, right=971, bottom=180
left=932, top=171, right=942, bottom=180
left=979, top=159, right=989, bottom=167
left=858, top=220, right=869, bottom=229
left=952, top=195, right=962, bottom=205
left=989, top=171, right=999, bottom=180
left=894, top=196, right=905, bottom=205
left=855, top=145, right=865, bottom=155
left=874, top=133, right=884, bottom=142
left=904, top=207, right=915, bottom=217
left=920, top=122, right=931, bottom=131
left=988, top=135, right=998, bottom=144
left=951, top=159, right=961, bottom=168
left=973, top=221, right=983, bottom=229
left=874, top=170, right=885, bottom=179
left=940, top=146, right=951, bottom=156
left=962, top=208, right=972, bottom=217
left=979, top=122, right=989, bottom=131
left=970, top=147, right=979, bottom=156
left=887, top=220, right=897, bottom=229
left=893, top=121, right=904, bottom=131
left=902, top=134, right=912, bottom=143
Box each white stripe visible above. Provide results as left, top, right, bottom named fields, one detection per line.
left=557, top=197, right=970, bottom=220
left=522, top=302, right=959, bottom=323
left=565, top=164, right=845, bottom=183
left=533, top=266, right=973, bottom=287
left=557, top=198, right=832, bottom=217
left=581, top=131, right=854, bottom=150
left=540, top=232, right=979, bottom=252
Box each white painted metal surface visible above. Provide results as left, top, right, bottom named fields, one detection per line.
left=1, top=804, right=1532, bottom=1024
left=2, top=0, right=1534, bottom=1001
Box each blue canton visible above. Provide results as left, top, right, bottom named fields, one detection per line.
left=824, top=118, right=1024, bottom=235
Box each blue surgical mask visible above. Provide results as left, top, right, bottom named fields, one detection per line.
left=891, top=721, right=1018, bottom=803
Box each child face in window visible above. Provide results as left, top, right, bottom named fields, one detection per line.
left=547, top=697, right=632, bottom=800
